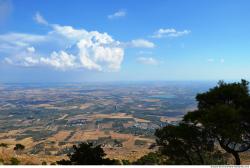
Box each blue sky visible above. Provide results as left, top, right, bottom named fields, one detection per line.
left=0, top=0, right=250, bottom=82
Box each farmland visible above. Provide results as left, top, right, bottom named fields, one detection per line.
left=0, top=81, right=213, bottom=164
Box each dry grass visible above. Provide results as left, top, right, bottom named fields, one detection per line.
left=69, top=129, right=108, bottom=141
left=47, top=131, right=71, bottom=142
left=91, top=113, right=133, bottom=119
left=79, top=103, right=92, bottom=110
left=143, top=99, right=161, bottom=102
left=134, top=118, right=150, bottom=123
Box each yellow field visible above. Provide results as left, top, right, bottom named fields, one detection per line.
left=47, top=131, right=72, bottom=142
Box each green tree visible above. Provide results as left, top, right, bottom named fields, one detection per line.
left=42, top=161, right=47, bottom=165
left=0, top=143, right=8, bottom=148
left=14, top=144, right=25, bottom=151
left=155, top=122, right=226, bottom=164
left=10, top=157, right=20, bottom=165
left=184, top=79, right=250, bottom=165
left=14, top=144, right=25, bottom=155
left=0, top=158, right=4, bottom=165
left=57, top=142, right=119, bottom=165
left=0, top=143, right=8, bottom=157
left=121, top=160, right=130, bottom=165
left=133, top=152, right=167, bottom=165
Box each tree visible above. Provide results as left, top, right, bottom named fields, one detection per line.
left=42, top=161, right=47, bottom=165
left=0, top=143, right=8, bottom=148
left=0, top=143, right=8, bottom=157
left=184, top=79, right=250, bottom=165
left=14, top=144, right=25, bottom=155
left=10, top=157, right=20, bottom=165
left=57, top=142, right=119, bottom=165
left=155, top=122, right=226, bottom=164
left=14, top=144, right=25, bottom=151
left=121, top=160, right=130, bottom=165
left=133, top=152, right=167, bottom=165
left=0, top=158, right=4, bottom=165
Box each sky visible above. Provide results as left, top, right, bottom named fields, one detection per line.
left=0, top=0, right=250, bottom=82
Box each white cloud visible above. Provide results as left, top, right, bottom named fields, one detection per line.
left=0, top=33, right=46, bottom=54
left=40, top=51, right=76, bottom=69
left=1, top=14, right=125, bottom=72
left=108, top=9, right=126, bottom=19
left=1, top=12, right=157, bottom=71
left=76, top=36, right=123, bottom=71
left=51, top=24, right=88, bottom=39
left=34, top=12, right=48, bottom=25
left=130, top=39, right=155, bottom=48
left=27, top=46, right=35, bottom=53
left=23, top=56, right=39, bottom=66
left=137, top=57, right=159, bottom=65
left=152, top=28, right=191, bottom=38
left=0, top=33, right=45, bottom=44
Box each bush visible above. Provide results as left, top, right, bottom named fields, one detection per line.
left=42, top=161, right=47, bottom=165
left=57, top=142, right=119, bottom=165
left=10, top=157, right=20, bottom=165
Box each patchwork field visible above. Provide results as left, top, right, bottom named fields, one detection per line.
left=0, top=82, right=207, bottom=164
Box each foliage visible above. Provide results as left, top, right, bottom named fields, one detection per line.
left=0, top=143, right=8, bottom=148
left=0, top=158, right=4, bottom=164
left=42, top=161, right=47, bottom=165
left=184, top=79, right=250, bottom=165
left=14, top=144, right=25, bottom=151
left=14, top=144, right=25, bottom=155
left=10, top=157, right=20, bottom=165
left=121, top=160, right=130, bottom=165
left=133, top=152, right=167, bottom=165
left=155, top=122, right=227, bottom=164
left=57, top=142, right=120, bottom=165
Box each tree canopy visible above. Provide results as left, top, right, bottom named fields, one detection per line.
left=14, top=144, right=25, bottom=151
left=56, top=142, right=119, bottom=165
left=155, top=122, right=226, bottom=164
left=132, top=152, right=167, bottom=165
left=183, top=79, right=250, bottom=164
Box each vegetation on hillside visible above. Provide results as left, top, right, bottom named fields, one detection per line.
left=56, top=142, right=120, bottom=165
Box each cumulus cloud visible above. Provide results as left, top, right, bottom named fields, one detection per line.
left=1, top=12, right=155, bottom=71
left=40, top=51, right=76, bottom=69
left=34, top=12, right=48, bottom=25
left=129, top=39, right=155, bottom=48
left=27, top=46, right=35, bottom=53
left=137, top=57, right=159, bottom=65
left=108, top=9, right=126, bottom=19
left=152, top=28, right=191, bottom=38
left=1, top=13, right=126, bottom=71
